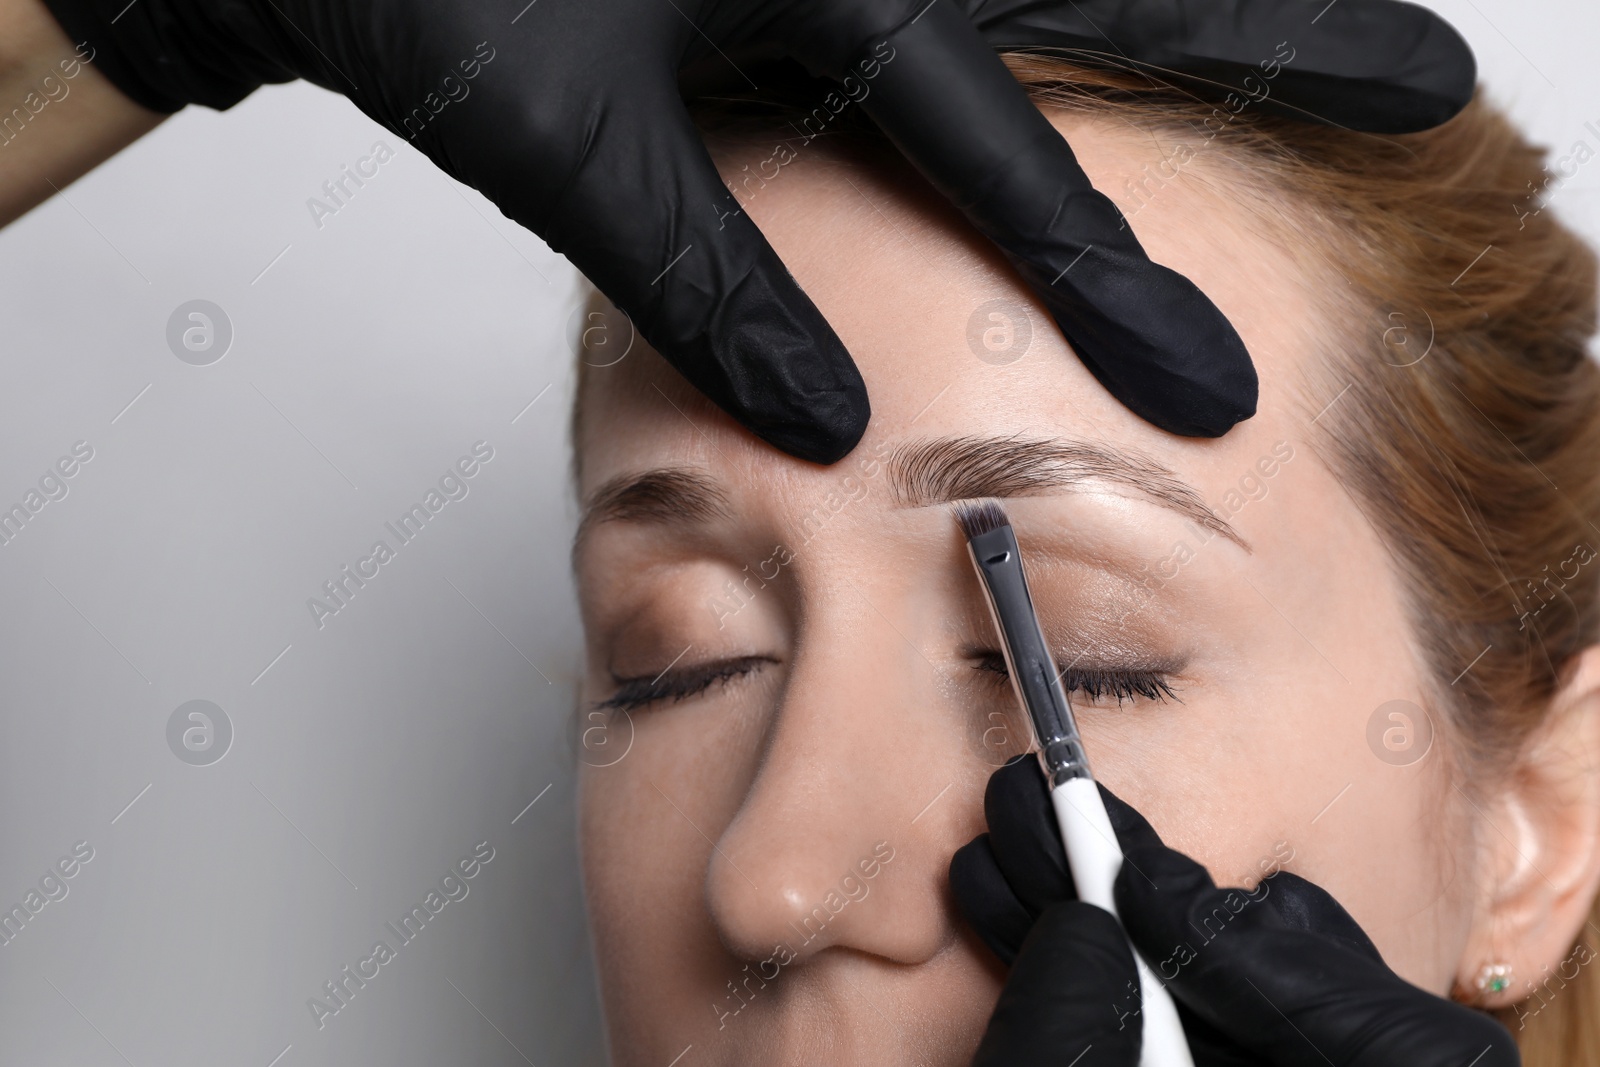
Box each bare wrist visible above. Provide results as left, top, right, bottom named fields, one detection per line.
left=0, top=0, right=166, bottom=225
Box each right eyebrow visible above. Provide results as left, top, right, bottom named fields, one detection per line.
left=889, top=434, right=1248, bottom=551
left=573, top=467, right=729, bottom=560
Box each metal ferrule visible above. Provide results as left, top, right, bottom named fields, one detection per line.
left=965, top=523, right=1091, bottom=788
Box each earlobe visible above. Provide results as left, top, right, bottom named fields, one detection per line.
left=1457, top=644, right=1600, bottom=1010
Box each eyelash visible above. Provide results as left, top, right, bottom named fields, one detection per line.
left=972, top=652, right=1178, bottom=706
left=597, top=651, right=1179, bottom=713
left=596, top=656, right=773, bottom=712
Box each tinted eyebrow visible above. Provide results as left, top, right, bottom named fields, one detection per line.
left=889, top=434, right=1247, bottom=550
left=573, top=467, right=729, bottom=559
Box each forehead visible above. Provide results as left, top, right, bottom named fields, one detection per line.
left=575, top=110, right=1331, bottom=501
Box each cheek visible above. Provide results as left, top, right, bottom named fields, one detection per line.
left=578, top=674, right=783, bottom=1049
left=1104, top=675, right=1470, bottom=995
left=578, top=765, right=703, bottom=1043
left=1302, top=765, right=1473, bottom=994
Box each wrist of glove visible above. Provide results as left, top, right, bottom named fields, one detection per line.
left=953, top=756, right=1521, bottom=1066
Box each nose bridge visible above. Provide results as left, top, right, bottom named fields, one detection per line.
left=705, top=572, right=955, bottom=965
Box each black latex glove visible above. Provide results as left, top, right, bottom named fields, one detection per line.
left=43, top=0, right=1473, bottom=461
left=962, top=0, right=1477, bottom=135
left=952, top=757, right=1520, bottom=1066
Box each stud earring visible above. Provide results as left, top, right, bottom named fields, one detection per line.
left=1474, top=962, right=1514, bottom=996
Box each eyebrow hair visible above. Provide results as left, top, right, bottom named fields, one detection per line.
left=579, top=467, right=729, bottom=536
left=889, top=434, right=1247, bottom=550
left=572, top=435, right=1247, bottom=556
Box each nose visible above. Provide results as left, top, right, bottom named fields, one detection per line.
left=706, top=575, right=972, bottom=966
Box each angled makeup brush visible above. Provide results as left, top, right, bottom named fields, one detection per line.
left=955, top=499, right=1193, bottom=1067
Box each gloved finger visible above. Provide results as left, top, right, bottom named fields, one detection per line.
left=951, top=761, right=1172, bottom=962
left=1253, top=869, right=1383, bottom=963
left=1094, top=778, right=1164, bottom=852
left=979, top=760, right=1169, bottom=909
left=953, top=758, right=1171, bottom=934
left=972, top=900, right=1143, bottom=1067
left=1116, top=842, right=1520, bottom=1066
left=799, top=0, right=1258, bottom=438
left=961, top=0, right=1476, bottom=133
left=982, top=755, right=1074, bottom=912
left=464, top=68, right=870, bottom=465
left=950, top=834, right=1035, bottom=965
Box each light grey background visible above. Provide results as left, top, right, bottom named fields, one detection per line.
left=0, top=2, right=1594, bottom=1064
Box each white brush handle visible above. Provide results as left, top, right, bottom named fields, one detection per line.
left=1051, top=778, right=1194, bottom=1067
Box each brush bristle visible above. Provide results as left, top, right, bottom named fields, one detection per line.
left=953, top=499, right=1010, bottom=540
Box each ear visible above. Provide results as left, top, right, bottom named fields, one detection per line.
left=1457, top=644, right=1600, bottom=1009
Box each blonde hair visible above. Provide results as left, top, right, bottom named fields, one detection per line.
left=679, top=51, right=1600, bottom=1060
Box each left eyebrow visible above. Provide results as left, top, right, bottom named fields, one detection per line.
left=889, top=434, right=1248, bottom=551
left=572, top=467, right=729, bottom=561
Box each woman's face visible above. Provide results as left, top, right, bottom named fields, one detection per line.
left=572, top=110, right=1476, bottom=1064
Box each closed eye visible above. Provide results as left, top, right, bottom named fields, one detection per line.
left=971, top=650, right=1179, bottom=706
left=596, top=655, right=776, bottom=712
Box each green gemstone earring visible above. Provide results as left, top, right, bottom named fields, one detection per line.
left=1475, top=962, right=1514, bottom=996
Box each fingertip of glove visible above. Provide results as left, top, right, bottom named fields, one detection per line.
left=751, top=387, right=870, bottom=464
left=1135, top=312, right=1258, bottom=438
left=1039, top=257, right=1258, bottom=439
left=983, top=757, right=1060, bottom=853
left=1094, top=781, right=1163, bottom=852
left=1341, top=0, right=1479, bottom=133
left=986, top=753, right=1045, bottom=810
left=1413, top=11, right=1478, bottom=127
left=1115, top=841, right=1214, bottom=907
left=950, top=834, right=1030, bottom=966
left=689, top=250, right=871, bottom=465
left=1259, top=870, right=1384, bottom=964
left=720, top=323, right=871, bottom=463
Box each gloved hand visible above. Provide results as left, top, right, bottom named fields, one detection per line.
left=952, top=757, right=1521, bottom=1066
left=40, top=0, right=1473, bottom=461
left=962, top=0, right=1477, bottom=135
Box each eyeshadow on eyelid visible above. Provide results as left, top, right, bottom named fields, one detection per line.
left=1024, top=561, right=1182, bottom=621
left=1028, top=580, right=1190, bottom=666
left=945, top=546, right=1187, bottom=657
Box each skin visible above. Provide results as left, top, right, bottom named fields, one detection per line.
left=2, top=0, right=1594, bottom=1043
left=572, top=107, right=1600, bottom=1064
left=0, top=0, right=165, bottom=225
